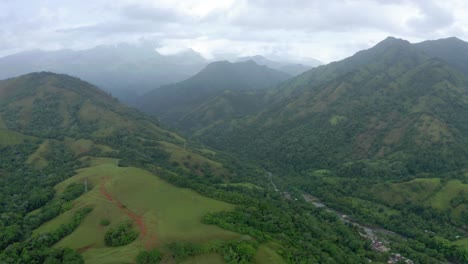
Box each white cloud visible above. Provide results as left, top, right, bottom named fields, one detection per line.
left=0, top=0, right=467, bottom=62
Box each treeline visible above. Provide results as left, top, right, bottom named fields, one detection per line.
left=0, top=141, right=88, bottom=262
left=0, top=207, right=92, bottom=263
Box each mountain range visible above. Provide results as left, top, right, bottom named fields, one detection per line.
left=0, top=45, right=319, bottom=104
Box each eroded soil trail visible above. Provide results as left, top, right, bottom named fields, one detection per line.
left=99, top=177, right=147, bottom=238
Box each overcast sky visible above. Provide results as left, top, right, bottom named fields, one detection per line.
left=1, top=0, right=467, bottom=63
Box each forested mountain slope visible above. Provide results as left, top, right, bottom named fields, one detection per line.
left=193, top=37, right=468, bottom=263
left=415, top=37, right=468, bottom=76
left=199, top=37, right=468, bottom=177
left=138, top=60, right=291, bottom=133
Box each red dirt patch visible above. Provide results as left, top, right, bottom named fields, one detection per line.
left=99, top=177, right=147, bottom=237
left=77, top=244, right=94, bottom=253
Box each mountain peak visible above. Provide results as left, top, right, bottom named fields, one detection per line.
left=375, top=36, right=411, bottom=48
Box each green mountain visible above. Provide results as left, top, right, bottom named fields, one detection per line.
left=194, top=38, right=468, bottom=263
left=0, top=72, right=387, bottom=263
left=200, top=37, right=468, bottom=176
left=138, top=60, right=291, bottom=133
left=415, top=37, right=468, bottom=76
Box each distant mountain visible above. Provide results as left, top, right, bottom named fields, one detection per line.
left=277, top=63, right=313, bottom=76
left=236, top=55, right=321, bottom=76
left=0, top=44, right=208, bottom=103
left=199, top=37, right=468, bottom=177
left=138, top=60, right=291, bottom=132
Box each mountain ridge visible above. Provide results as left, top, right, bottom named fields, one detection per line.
left=138, top=60, right=291, bottom=132
left=197, top=36, right=468, bottom=176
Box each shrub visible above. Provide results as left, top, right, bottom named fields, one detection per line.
left=100, top=219, right=111, bottom=226
left=136, top=249, right=162, bottom=264
left=104, top=222, right=138, bottom=246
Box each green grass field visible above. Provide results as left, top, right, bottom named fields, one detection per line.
left=34, top=157, right=240, bottom=263
left=253, top=243, right=286, bottom=264
left=159, top=141, right=226, bottom=176
left=370, top=178, right=441, bottom=206
left=180, top=254, right=226, bottom=264
left=428, top=180, right=468, bottom=210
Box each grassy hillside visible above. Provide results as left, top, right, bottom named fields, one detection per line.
left=34, top=157, right=238, bottom=263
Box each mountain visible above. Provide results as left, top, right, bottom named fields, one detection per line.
left=415, top=37, right=468, bottom=76
left=236, top=55, right=321, bottom=76
left=0, top=72, right=385, bottom=264
left=200, top=37, right=468, bottom=175
left=0, top=43, right=208, bottom=103
left=138, top=60, right=291, bottom=133
left=277, top=63, right=313, bottom=76
left=194, top=37, right=468, bottom=263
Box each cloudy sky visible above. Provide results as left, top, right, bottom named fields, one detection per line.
left=1, top=0, right=467, bottom=63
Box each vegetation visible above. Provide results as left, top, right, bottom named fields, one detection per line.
left=136, top=249, right=162, bottom=264
left=164, top=240, right=257, bottom=264
left=0, top=207, right=92, bottom=263
left=104, top=222, right=138, bottom=246
left=99, top=219, right=111, bottom=226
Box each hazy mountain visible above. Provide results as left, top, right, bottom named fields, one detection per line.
left=236, top=55, right=321, bottom=76
left=0, top=44, right=208, bottom=103
left=277, top=63, right=314, bottom=76
left=199, top=37, right=468, bottom=177
left=415, top=37, right=468, bottom=76
left=138, top=60, right=291, bottom=132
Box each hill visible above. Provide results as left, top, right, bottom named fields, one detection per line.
left=0, top=72, right=385, bottom=263
left=138, top=60, right=291, bottom=133
left=0, top=44, right=207, bottom=103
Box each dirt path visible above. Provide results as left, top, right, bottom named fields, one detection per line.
left=77, top=244, right=94, bottom=254
left=99, top=177, right=147, bottom=238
